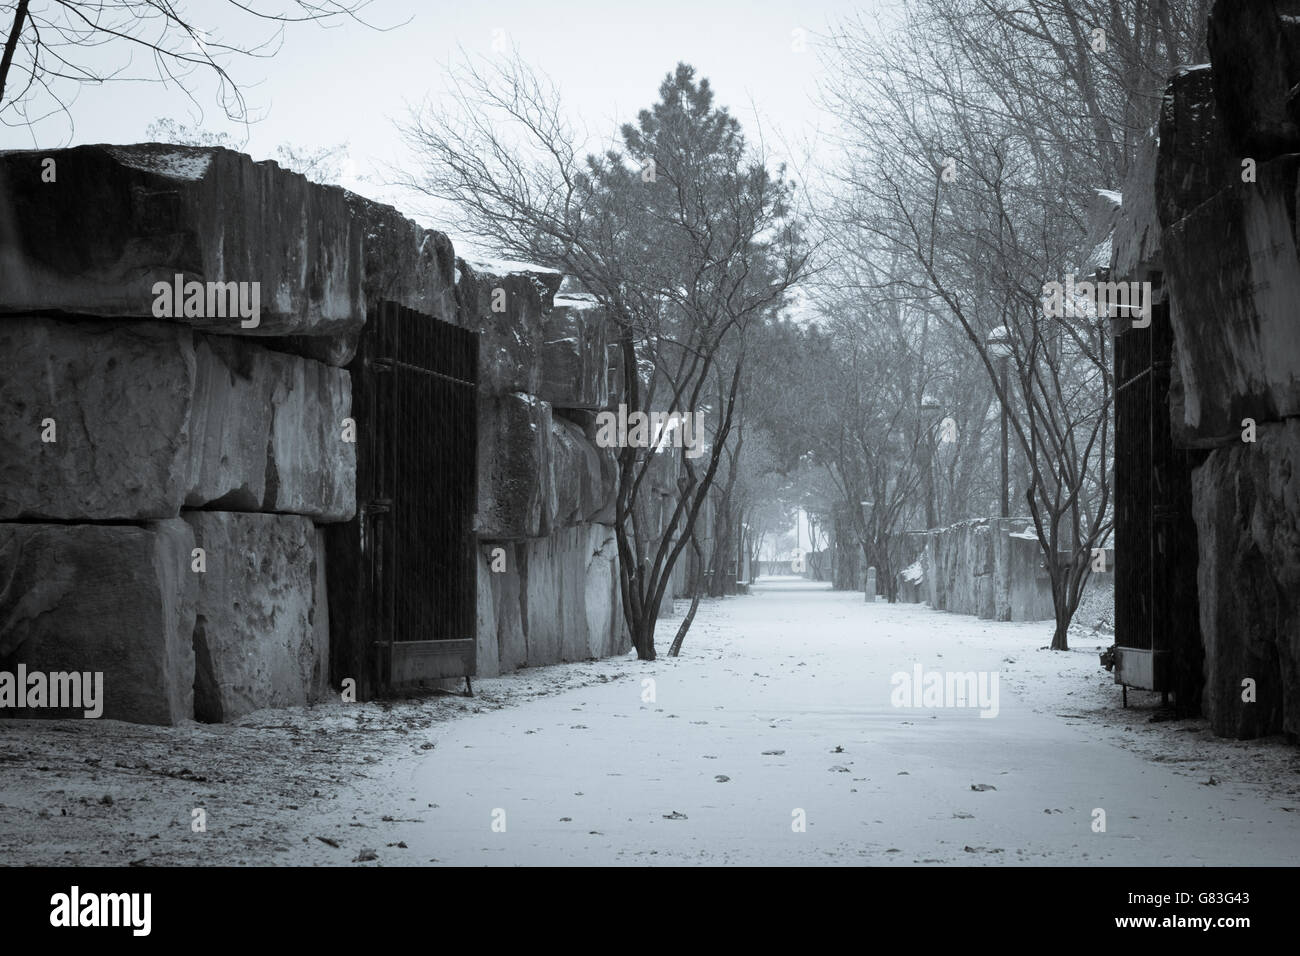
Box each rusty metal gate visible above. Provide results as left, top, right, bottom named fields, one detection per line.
left=1112, top=293, right=1202, bottom=710
left=328, top=301, right=478, bottom=698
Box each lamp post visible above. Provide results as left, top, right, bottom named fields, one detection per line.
left=986, top=328, right=1013, bottom=519
left=919, top=397, right=943, bottom=528
left=859, top=500, right=874, bottom=602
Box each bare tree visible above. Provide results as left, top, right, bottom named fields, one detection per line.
left=399, top=55, right=808, bottom=659
left=819, top=1, right=1139, bottom=647
left=1, top=0, right=398, bottom=138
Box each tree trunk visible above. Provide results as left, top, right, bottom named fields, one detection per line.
left=668, top=537, right=705, bottom=657
left=634, top=617, right=658, bottom=660
left=1049, top=572, right=1070, bottom=651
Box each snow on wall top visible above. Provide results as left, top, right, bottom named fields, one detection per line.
left=552, top=292, right=602, bottom=311
left=104, top=145, right=214, bottom=180
left=465, top=255, right=561, bottom=277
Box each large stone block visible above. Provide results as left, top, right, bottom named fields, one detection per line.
left=0, top=145, right=363, bottom=348
left=1155, top=66, right=1239, bottom=230
left=261, top=346, right=355, bottom=522
left=582, top=527, right=624, bottom=658
left=1162, top=155, right=1300, bottom=446
left=521, top=525, right=588, bottom=664
left=191, top=334, right=354, bottom=520
left=476, top=392, right=552, bottom=539
left=457, top=260, right=562, bottom=396
left=476, top=526, right=626, bottom=674
left=187, top=335, right=271, bottom=512
left=924, top=518, right=1049, bottom=622
left=0, top=519, right=196, bottom=725
left=1207, top=0, right=1300, bottom=160
left=348, top=193, right=459, bottom=321
left=1191, top=419, right=1300, bottom=739
left=549, top=415, right=615, bottom=529
left=183, top=512, right=330, bottom=722
left=0, top=318, right=194, bottom=520
left=279, top=194, right=462, bottom=367
left=0, top=318, right=354, bottom=521
left=521, top=524, right=625, bottom=667
left=540, top=295, right=609, bottom=409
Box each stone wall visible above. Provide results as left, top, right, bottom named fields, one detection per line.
left=0, top=145, right=353, bottom=724
left=1144, top=0, right=1300, bottom=739
left=460, top=259, right=627, bottom=676
left=0, top=143, right=629, bottom=722
left=922, top=518, right=1054, bottom=622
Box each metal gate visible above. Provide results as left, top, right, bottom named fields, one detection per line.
left=328, top=301, right=478, bottom=698
left=1112, top=292, right=1202, bottom=709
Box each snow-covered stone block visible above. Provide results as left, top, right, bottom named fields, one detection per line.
left=457, top=260, right=562, bottom=397
left=540, top=296, right=609, bottom=409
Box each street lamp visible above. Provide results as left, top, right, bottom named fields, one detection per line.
left=859, top=500, right=875, bottom=602
left=919, top=397, right=943, bottom=528
left=986, top=327, right=1013, bottom=519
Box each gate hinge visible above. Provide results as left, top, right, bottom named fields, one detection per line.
left=369, top=357, right=394, bottom=372
left=367, top=498, right=393, bottom=514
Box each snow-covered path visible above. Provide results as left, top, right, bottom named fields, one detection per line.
left=289, top=578, right=1300, bottom=865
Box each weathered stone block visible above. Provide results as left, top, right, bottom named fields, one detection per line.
left=187, top=335, right=271, bottom=512
left=348, top=193, right=459, bottom=322
left=0, top=519, right=196, bottom=725
left=522, top=524, right=625, bottom=667
left=476, top=526, right=626, bottom=674
left=476, top=392, right=552, bottom=539
left=457, top=260, right=562, bottom=396
left=1191, top=419, right=1300, bottom=739
left=1207, top=0, right=1300, bottom=159
left=183, top=512, right=330, bottom=722
left=540, top=295, right=609, bottom=409
left=262, top=346, right=355, bottom=522
left=0, top=146, right=363, bottom=349
left=1163, top=155, right=1300, bottom=445
left=0, top=318, right=194, bottom=520
left=1155, top=66, right=1238, bottom=230
left=582, top=528, right=624, bottom=659
left=191, top=335, right=354, bottom=520
left=549, top=415, right=614, bottom=529
left=924, top=518, right=1050, bottom=622
left=0, top=318, right=354, bottom=521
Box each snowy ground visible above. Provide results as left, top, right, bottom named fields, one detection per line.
left=3, top=576, right=1298, bottom=866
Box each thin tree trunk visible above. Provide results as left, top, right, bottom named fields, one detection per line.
left=668, top=536, right=705, bottom=658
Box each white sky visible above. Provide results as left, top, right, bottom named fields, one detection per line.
left=1, top=0, right=883, bottom=237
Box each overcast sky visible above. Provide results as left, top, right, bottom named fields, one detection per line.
left=1, top=0, right=881, bottom=236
